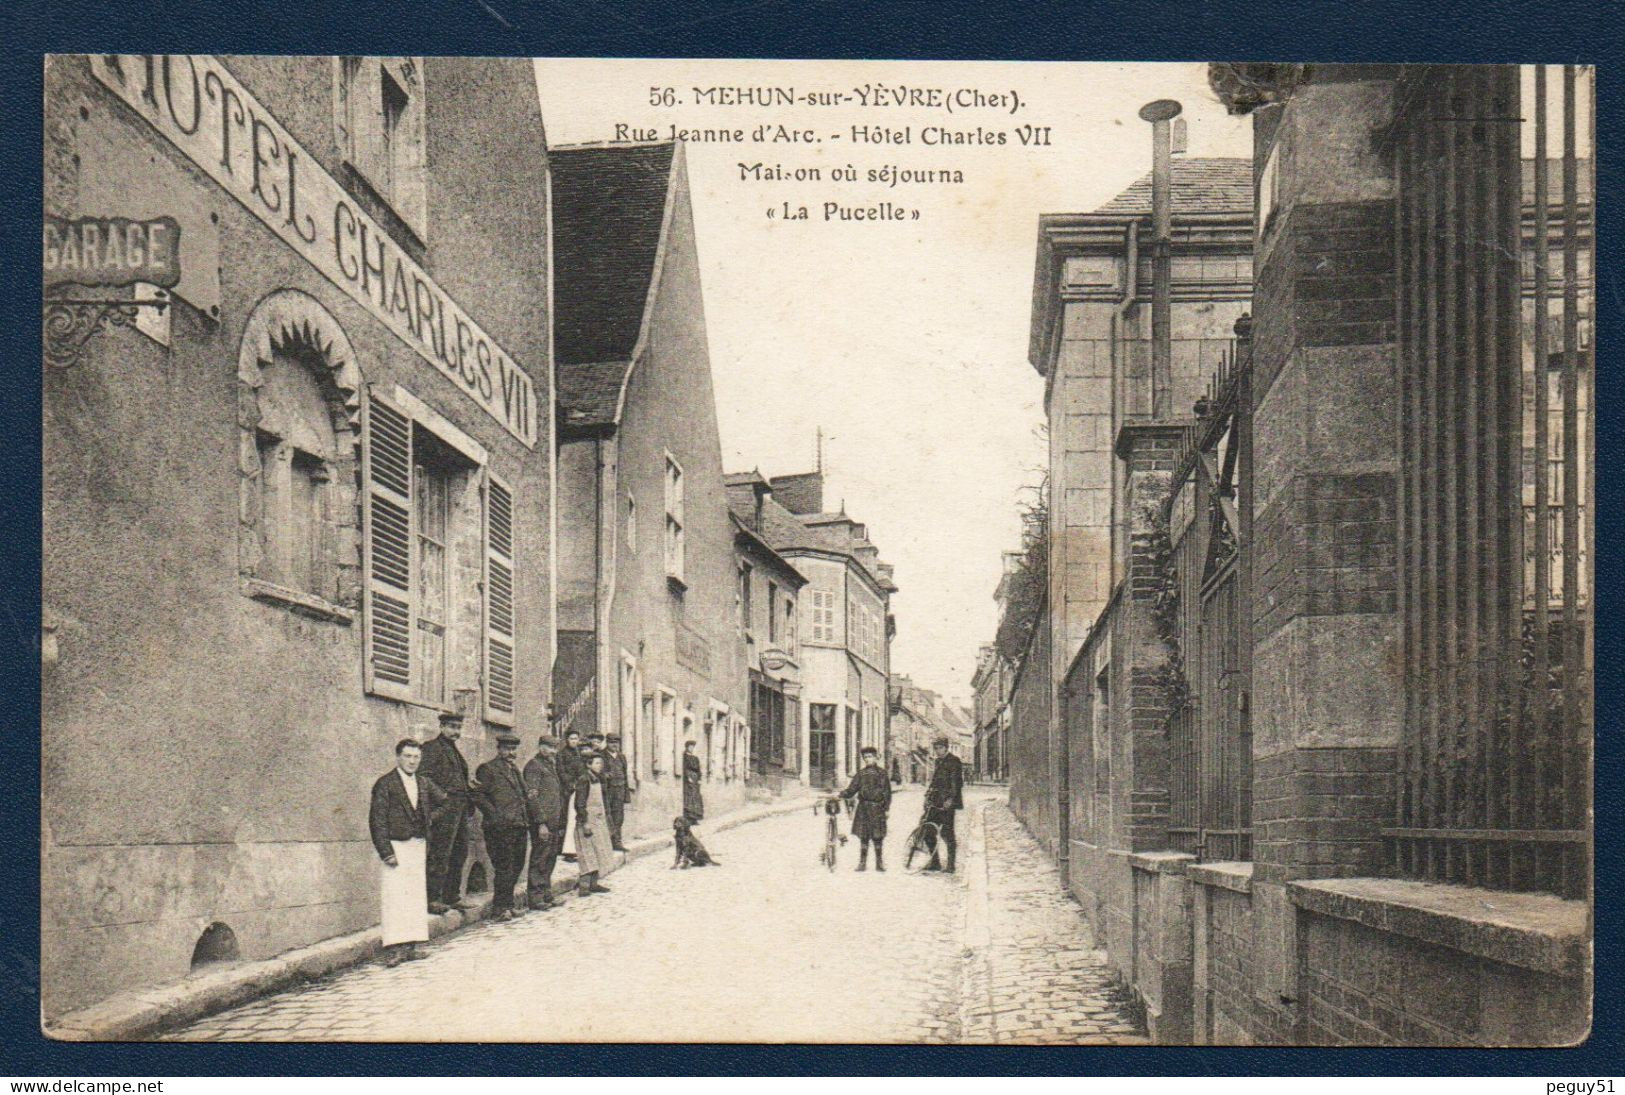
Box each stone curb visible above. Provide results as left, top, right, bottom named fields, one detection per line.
left=45, top=792, right=819, bottom=1042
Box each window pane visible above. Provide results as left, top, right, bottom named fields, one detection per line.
left=290, top=450, right=326, bottom=594
left=414, top=462, right=451, bottom=704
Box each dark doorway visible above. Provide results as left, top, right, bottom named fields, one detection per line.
left=809, top=731, right=837, bottom=789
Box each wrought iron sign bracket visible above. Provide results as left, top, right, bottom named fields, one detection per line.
left=43, top=290, right=170, bottom=368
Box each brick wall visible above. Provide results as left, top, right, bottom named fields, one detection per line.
left=1298, top=910, right=1588, bottom=1046
left=1253, top=200, right=1395, bottom=405
left=1254, top=474, right=1398, bottom=641
left=1196, top=883, right=1294, bottom=1044
left=1254, top=747, right=1395, bottom=884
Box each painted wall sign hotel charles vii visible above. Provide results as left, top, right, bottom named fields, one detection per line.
left=87, top=55, right=539, bottom=447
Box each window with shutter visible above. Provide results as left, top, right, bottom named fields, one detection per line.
left=484, top=470, right=516, bottom=725
left=364, top=393, right=414, bottom=700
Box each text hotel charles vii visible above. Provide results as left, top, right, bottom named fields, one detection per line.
left=42, top=54, right=554, bottom=1020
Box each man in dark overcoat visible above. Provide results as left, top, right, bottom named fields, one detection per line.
left=472, top=732, right=532, bottom=920
left=603, top=733, right=632, bottom=851
left=924, top=736, right=965, bottom=873
left=522, top=734, right=568, bottom=911
left=840, top=745, right=893, bottom=872
left=417, top=711, right=472, bottom=913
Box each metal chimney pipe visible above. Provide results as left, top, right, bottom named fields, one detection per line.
left=1139, top=98, right=1182, bottom=419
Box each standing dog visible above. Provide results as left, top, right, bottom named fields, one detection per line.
left=672, top=816, right=719, bottom=868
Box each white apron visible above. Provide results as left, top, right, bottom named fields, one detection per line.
left=380, top=836, right=428, bottom=945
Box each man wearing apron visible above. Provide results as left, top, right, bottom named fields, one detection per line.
left=369, top=739, right=445, bottom=966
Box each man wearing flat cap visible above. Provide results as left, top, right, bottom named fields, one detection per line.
left=924, top=736, right=965, bottom=873
left=603, top=733, right=632, bottom=851
left=472, top=732, right=532, bottom=921
left=417, top=711, right=473, bottom=914
left=523, top=734, right=568, bottom=911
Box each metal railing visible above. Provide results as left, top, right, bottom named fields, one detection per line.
left=1388, top=64, right=1593, bottom=898
left=1162, top=318, right=1254, bottom=863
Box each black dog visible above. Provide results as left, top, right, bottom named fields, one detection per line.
left=672, top=816, right=719, bottom=868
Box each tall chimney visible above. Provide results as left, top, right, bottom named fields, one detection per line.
left=1139, top=98, right=1182, bottom=419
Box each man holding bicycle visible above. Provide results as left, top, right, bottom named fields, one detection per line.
left=923, top=736, right=965, bottom=873
left=840, top=745, right=893, bottom=872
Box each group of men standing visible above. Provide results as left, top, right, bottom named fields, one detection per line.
left=367, top=712, right=634, bottom=965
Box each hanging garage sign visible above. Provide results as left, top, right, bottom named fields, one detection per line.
left=44, top=215, right=182, bottom=289
left=90, top=54, right=538, bottom=448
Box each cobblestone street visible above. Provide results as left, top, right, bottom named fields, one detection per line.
left=165, top=789, right=1145, bottom=1043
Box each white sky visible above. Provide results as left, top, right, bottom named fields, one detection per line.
left=534, top=60, right=1253, bottom=703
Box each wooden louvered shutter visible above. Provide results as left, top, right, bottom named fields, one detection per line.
left=484, top=471, right=516, bottom=725
left=364, top=392, right=414, bottom=700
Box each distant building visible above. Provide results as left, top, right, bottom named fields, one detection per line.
left=890, top=674, right=974, bottom=784
left=726, top=470, right=896, bottom=789
left=728, top=476, right=809, bottom=791
left=971, top=644, right=1013, bottom=781
left=551, top=141, right=758, bottom=834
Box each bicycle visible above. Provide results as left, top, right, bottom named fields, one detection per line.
left=813, top=794, right=850, bottom=872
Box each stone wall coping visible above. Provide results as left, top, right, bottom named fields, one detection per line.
left=1116, top=850, right=1197, bottom=875
left=45, top=792, right=820, bottom=1041
left=1289, top=877, right=1590, bottom=976
left=1188, top=861, right=1254, bottom=894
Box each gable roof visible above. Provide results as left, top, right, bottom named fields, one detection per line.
left=550, top=142, right=677, bottom=428
left=1091, top=157, right=1254, bottom=217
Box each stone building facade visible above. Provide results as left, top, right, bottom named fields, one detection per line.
left=1003, top=64, right=1593, bottom=1046
left=726, top=471, right=896, bottom=790
left=728, top=477, right=810, bottom=793
left=42, top=54, right=554, bottom=1018
left=551, top=141, right=763, bottom=839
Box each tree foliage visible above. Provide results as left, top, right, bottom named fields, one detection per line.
left=995, top=465, right=1049, bottom=664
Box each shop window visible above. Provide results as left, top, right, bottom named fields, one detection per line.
left=335, top=56, right=427, bottom=240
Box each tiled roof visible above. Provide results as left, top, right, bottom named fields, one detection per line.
left=1092, top=158, right=1254, bottom=216
left=727, top=473, right=896, bottom=591
left=557, top=360, right=629, bottom=428
left=551, top=142, right=676, bottom=426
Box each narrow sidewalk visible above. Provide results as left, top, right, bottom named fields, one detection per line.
left=46, top=790, right=818, bottom=1041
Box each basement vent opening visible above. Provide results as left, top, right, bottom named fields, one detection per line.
left=190, top=922, right=241, bottom=971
